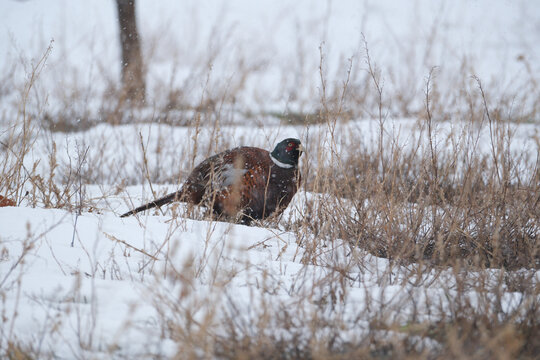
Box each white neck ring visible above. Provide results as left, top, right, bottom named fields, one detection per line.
left=270, top=154, right=294, bottom=168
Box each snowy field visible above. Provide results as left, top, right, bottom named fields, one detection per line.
left=2, top=0, right=539, bottom=116
left=1, top=1, right=539, bottom=359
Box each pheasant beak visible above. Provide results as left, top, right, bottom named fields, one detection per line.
left=297, top=144, right=305, bottom=155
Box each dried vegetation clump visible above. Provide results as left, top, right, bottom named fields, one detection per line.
left=1, top=10, right=539, bottom=360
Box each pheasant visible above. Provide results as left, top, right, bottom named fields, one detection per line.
left=121, top=138, right=303, bottom=224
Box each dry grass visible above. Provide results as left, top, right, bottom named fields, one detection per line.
left=1, top=11, right=539, bottom=360
left=130, top=46, right=537, bottom=358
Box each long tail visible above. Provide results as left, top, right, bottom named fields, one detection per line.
left=120, top=190, right=183, bottom=218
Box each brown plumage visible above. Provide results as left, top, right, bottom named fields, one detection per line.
left=0, top=195, right=16, bottom=207
left=121, top=138, right=303, bottom=224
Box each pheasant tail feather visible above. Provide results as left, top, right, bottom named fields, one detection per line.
left=120, top=190, right=183, bottom=217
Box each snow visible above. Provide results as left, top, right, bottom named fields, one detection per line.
left=2, top=184, right=538, bottom=356
left=1, top=0, right=538, bottom=114
left=1, top=0, right=539, bottom=358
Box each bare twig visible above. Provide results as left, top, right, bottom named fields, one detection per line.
left=103, top=232, right=159, bottom=261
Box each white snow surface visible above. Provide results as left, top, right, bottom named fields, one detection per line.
left=1, top=0, right=539, bottom=114
left=1, top=1, right=539, bottom=358
left=1, top=186, right=537, bottom=357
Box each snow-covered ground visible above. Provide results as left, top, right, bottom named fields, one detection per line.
left=1, top=0, right=539, bottom=114
left=2, top=190, right=533, bottom=358
left=1, top=1, right=539, bottom=358
left=1, top=121, right=538, bottom=357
